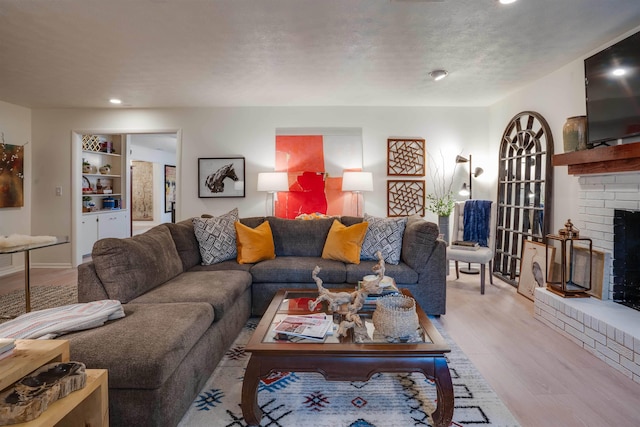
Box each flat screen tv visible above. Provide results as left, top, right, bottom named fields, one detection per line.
left=585, top=30, right=640, bottom=145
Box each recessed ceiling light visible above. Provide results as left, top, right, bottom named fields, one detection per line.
left=612, top=68, right=626, bottom=77
left=429, top=70, right=448, bottom=81
left=499, top=0, right=517, bottom=4
left=109, top=98, right=122, bottom=105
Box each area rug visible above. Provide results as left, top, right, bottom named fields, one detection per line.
left=0, top=284, right=78, bottom=321
left=178, top=319, right=520, bottom=427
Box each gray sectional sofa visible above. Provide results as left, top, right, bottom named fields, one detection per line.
left=67, top=214, right=446, bottom=427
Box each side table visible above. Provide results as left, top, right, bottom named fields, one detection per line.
left=0, top=339, right=109, bottom=426
left=0, top=236, right=69, bottom=314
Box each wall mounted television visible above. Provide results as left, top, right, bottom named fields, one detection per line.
left=584, top=30, right=640, bottom=145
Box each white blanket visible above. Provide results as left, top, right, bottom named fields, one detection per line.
left=0, top=300, right=125, bottom=339
left=0, top=234, right=57, bottom=248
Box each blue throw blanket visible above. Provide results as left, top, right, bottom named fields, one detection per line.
left=463, top=200, right=492, bottom=247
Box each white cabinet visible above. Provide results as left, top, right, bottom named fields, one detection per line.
left=80, top=216, right=98, bottom=256
left=98, top=211, right=129, bottom=239
left=80, top=211, right=129, bottom=256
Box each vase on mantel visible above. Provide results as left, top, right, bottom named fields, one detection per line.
left=562, top=116, right=588, bottom=152
left=438, top=215, right=450, bottom=245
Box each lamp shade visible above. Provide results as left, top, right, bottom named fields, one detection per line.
left=342, top=172, right=373, bottom=192
left=455, top=155, right=469, bottom=164
left=257, top=172, right=288, bottom=192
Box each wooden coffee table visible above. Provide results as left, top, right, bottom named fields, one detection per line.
left=241, top=288, right=453, bottom=427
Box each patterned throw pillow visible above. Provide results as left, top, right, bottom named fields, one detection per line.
left=192, top=208, right=239, bottom=265
left=361, top=214, right=407, bottom=265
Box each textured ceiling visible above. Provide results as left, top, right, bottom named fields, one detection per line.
left=1, top=0, right=639, bottom=109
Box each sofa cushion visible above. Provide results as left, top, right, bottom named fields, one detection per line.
left=267, top=216, right=334, bottom=257
left=235, top=221, right=275, bottom=264
left=129, top=270, right=253, bottom=320
left=361, top=214, right=407, bottom=265
left=339, top=216, right=364, bottom=226
left=187, top=260, right=253, bottom=272
left=239, top=216, right=266, bottom=228
left=321, top=220, right=368, bottom=264
left=345, top=261, right=419, bottom=284
left=164, top=220, right=201, bottom=271
left=250, top=257, right=346, bottom=283
left=92, top=226, right=183, bottom=303
left=65, top=302, right=214, bottom=389
left=192, top=208, right=238, bottom=264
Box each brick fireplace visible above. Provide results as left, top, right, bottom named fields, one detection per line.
left=578, top=173, right=640, bottom=301
left=534, top=170, right=640, bottom=385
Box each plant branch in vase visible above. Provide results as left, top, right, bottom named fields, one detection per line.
left=426, top=150, right=460, bottom=244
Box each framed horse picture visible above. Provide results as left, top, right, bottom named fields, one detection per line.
left=198, top=157, right=245, bottom=198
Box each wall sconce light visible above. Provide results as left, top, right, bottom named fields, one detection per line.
left=257, top=172, right=289, bottom=216
left=455, top=154, right=483, bottom=199
left=342, top=171, right=373, bottom=217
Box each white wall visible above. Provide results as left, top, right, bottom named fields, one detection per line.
left=29, top=106, right=491, bottom=265
left=489, top=60, right=586, bottom=235
left=490, top=25, right=640, bottom=236
left=0, top=100, right=31, bottom=273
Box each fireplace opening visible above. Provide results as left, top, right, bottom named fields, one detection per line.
left=613, top=209, right=640, bottom=311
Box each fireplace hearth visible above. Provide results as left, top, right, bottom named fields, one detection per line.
left=613, top=210, right=640, bottom=311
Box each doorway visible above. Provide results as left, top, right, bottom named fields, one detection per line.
left=129, top=133, right=178, bottom=235
left=72, top=129, right=180, bottom=267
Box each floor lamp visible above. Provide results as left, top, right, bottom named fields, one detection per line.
left=455, top=154, right=484, bottom=274
left=342, top=171, right=373, bottom=217
left=455, top=154, right=484, bottom=199
left=257, top=172, right=289, bottom=216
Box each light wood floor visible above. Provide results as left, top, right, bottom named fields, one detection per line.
left=1, top=267, right=639, bottom=426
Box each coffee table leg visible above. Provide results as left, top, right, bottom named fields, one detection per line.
left=241, top=355, right=262, bottom=426
left=430, top=357, right=454, bottom=427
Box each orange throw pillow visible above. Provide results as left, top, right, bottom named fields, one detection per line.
left=235, top=221, right=276, bottom=264
left=321, top=220, right=369, bottom=264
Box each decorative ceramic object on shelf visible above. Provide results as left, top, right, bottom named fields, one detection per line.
left=99, top=165, right=111, bottom=174
left=562, top=116, right=588, bottom=152
left=82, top=162, right=91, bottom=174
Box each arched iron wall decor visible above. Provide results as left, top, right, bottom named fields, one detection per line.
left=494, top=111, right=554, bottom=286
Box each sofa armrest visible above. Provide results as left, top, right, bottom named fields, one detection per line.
left=413, top=238, right=447, bottom=314
left=77, top=261, right=110, bottom=302
left=401, top=218, right=440, bottom=269
left=401, top=218, right=447, bottom=315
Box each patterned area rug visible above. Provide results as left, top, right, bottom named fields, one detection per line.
left=0, top=285, right=78, bottom=321
left=178, top=319, right=520, bottom=427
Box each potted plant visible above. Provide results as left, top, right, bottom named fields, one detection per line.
left=82, top=196, right=92, bottom=212
left=99, top=164, right=112, bottom=174
left=425, top=150, right=461, bottom=244
left=82, top=160, right=92, bottom=174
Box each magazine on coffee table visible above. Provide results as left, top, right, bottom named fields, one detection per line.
left=273, top=314, right=333, bottom=341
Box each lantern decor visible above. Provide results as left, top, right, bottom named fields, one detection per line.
left=545, top=219, right=593, bottom=298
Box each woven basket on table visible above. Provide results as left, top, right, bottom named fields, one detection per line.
left=372, top=294, right=419, bottom=339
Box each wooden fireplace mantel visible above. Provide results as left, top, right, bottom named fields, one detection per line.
left=553, top=142, right=640, bottom=175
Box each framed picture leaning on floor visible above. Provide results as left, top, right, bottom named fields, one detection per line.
left=518, top=240, right=555, bottom=301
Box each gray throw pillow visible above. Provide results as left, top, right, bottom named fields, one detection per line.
left=360, top=214, right=407, bottom=265
left=192, top=208, right=238, bottom=265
